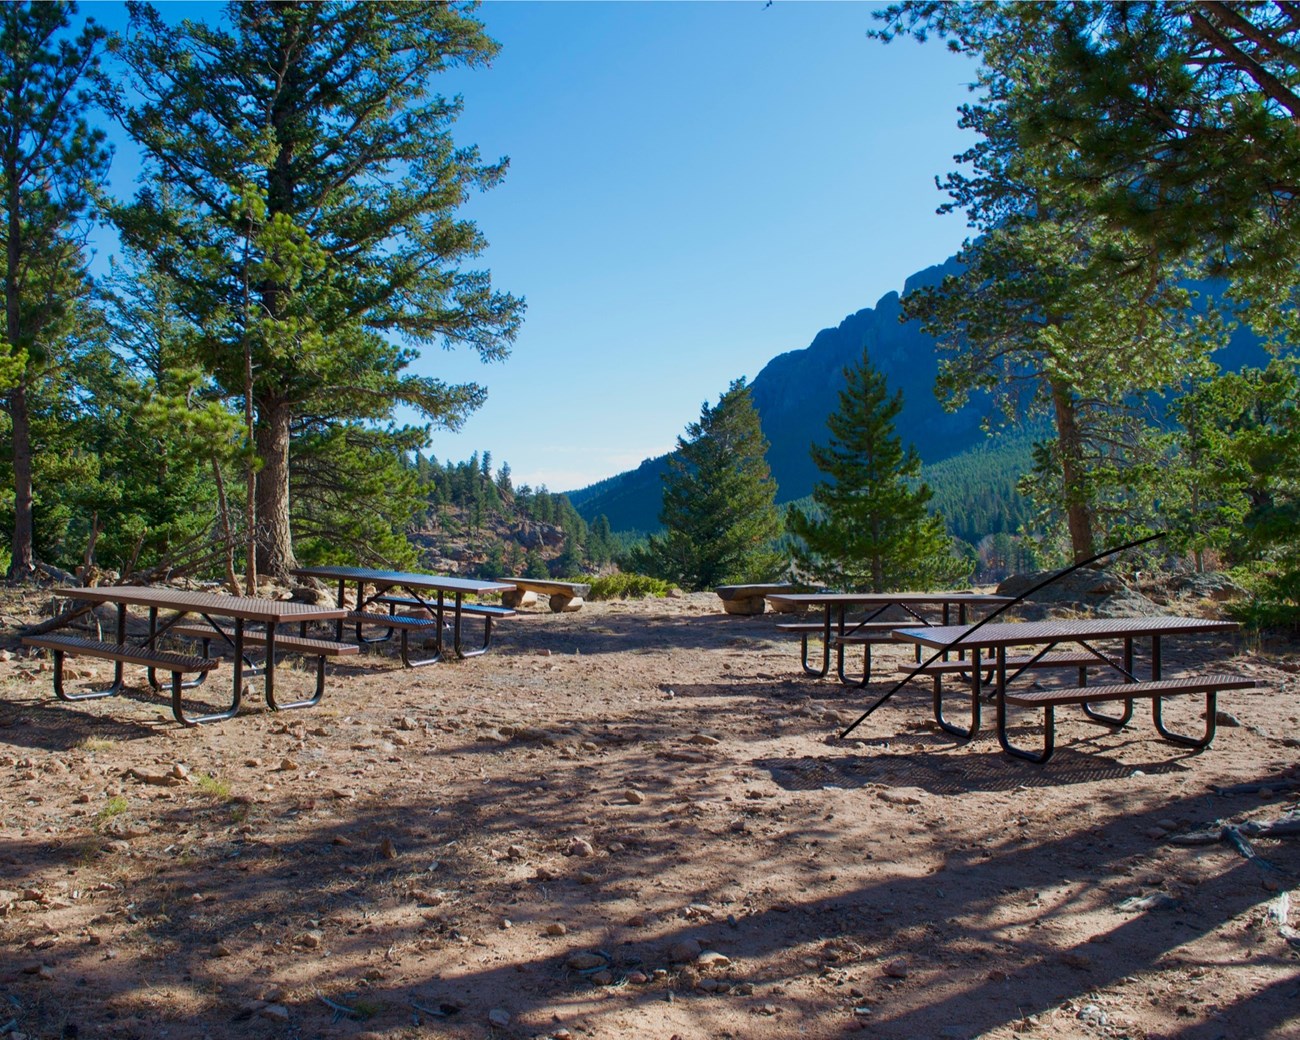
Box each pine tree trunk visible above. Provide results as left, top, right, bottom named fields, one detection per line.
left=5, top=170, right=32, bottom=578
left=1050, top=380, right=1095, bottom=561
left=254, top=399, right=297, bottom=580
left=7, top=381, right=33, bottom=578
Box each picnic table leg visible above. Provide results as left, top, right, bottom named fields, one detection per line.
left=452, top=592, right=497, bottom=658
left=933, top=646, right=982, bottom=739
left=798, top=606, right=831, bottom=678
left=392, top=588, right=444, bottom=668
left=334, top=579, right=348, bottom=640
left=1152, top=687, right=1217, bottom=748
left=997, top=644, right=1056, bottom=763
left=261, top=624, right=326, bottom=711
left=147, top=607, right=210, bottom=691
left=1080, top=636, right=1134, bottom=728
left=169, top=620, right=243, bottom=726
left=51, top=603, right=125, bottom=702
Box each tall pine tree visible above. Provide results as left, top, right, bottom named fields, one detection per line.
left=0, top=1, right=109, bottom=578
left=112, top=1, right=523, bottom=579
left=632, top=379, right=784, bottom=590
left=787, top=351, right=964, bottom=592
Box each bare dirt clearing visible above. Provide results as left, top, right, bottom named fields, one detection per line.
left=1, top=589, right=1298, bottom=1040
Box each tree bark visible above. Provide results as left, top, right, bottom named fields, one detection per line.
left=7, top=381, right=33, bottom=578
left=1049, top=379, right=1096, bottom=561
left=254, top=399, right=297, bottom=580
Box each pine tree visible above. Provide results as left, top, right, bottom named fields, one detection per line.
left=0, top=1, right=109, bottom=578
left=633, top=379, right=784, bottom=590
left=787, top=351, right=965, bottom=592
left=113, top=1, right=523, bottom=579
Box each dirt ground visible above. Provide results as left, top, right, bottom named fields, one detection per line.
left=1, top=586, right=1299, bottom=1040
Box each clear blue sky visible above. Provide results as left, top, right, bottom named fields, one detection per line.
left=89, top=1, right=979, bottom=493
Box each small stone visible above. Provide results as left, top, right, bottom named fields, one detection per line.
left=569, top=838, right=594, bottom=857
left=590, top=970, right=613, bottom=985
left=697, top=978, right=718, bottom=992
left=260, top=1004, right=290, bottom=1022
left=882, top=959, right=910, bottom=978
left=1215, top=710, right=1242, bottom=727
left=544, top=922, right=568, bottom=937
left=567, top=952, right=606, bottom=970
left=688, top=733, right=720, bottom=746
left=278, top=758, right=298, bottom=772
left=697, top=950, right=731, bottom=968
left=626, top=970, right=649, bottom=984
left=297, top=930, right=323, bottom=949
left=669, top=938, right=702, bottom=963
left=398, top=716, right=418, bottom=731
left=210, top=943, right=233, bottom=958
left=624, top=789, right=645, bottom=805
left=487, top=1008, right=511, bottom=1028
left=577, top=871, right=598, bottom=885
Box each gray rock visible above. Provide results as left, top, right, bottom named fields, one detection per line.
left=1170, top=572, right=1246, bottom=601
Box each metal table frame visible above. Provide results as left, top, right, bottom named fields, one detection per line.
left=766, top=592, right=1014, bottom=685
left=892, top=616, right=1242, bottom=754
left=291, top=565, right=516, bottom=666
left=50, top=587, right=348, bottom=725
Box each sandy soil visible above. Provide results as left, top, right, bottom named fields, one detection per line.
left=1, top=588, right=1299, bottom=1040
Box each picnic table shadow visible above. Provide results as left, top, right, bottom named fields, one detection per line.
left=756, top=741, right=1190, bottom=795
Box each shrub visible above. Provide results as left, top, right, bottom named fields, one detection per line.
left=578, top=573, right=672, bottom=601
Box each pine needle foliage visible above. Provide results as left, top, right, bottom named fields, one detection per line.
left=787, top=351, right=966, bottom=592
left=631, top=379, right=784, bottom=590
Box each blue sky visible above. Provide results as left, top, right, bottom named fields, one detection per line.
left=90, top=1, right=979, bottom=492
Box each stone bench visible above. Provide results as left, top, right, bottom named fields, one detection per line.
left=501, top=579, right=590, bottom=613
left=714, top=583, right=797, bottom=615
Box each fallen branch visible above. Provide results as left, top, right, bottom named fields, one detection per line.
left=1213, top=779, right=1300, bottom=796
left=1167, top=811, right=1300, bottom=873
left=18, top=601, right=93, bottom=638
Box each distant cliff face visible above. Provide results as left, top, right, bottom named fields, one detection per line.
left=567, top=256, right=1266, bottom=534
left=569, top=257, right=983, bottom=532
left=746, top=257, right=984, bottom=505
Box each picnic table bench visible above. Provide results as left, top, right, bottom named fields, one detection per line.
left=714, top=583, right=797, bottom=615
left=501, top=578, right=590, bottom=612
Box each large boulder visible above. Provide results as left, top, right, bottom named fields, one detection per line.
left=996, top=566, right=1163, bottom=619
left=1169, top=572, right=1246, bottom=602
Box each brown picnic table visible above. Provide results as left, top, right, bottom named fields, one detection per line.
left=291, top=565, right=516, bottom=667
left=892, top=616, right=1256, bottom=762
left=24, top=586, right=350, bottom=726
left=765, top=591, right=1014, bottom=685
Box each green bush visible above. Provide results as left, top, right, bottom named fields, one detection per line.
left=575, top=573, right=672, bottom=601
